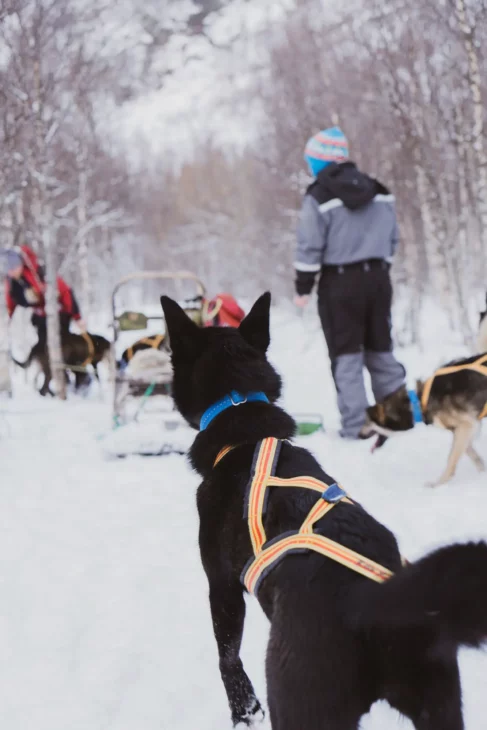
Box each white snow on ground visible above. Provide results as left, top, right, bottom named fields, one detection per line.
left=1, top=303, right=487, bottom=729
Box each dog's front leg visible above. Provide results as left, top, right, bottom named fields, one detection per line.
left=466, top=423, right=485, bottom=472
left=467, top=443, right=485, bottom=472
left=208, top=578, right=264, bottom=727
left=39, top=367, right=52, bottom=397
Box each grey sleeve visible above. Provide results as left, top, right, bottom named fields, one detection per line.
left=295, top=195, right=326, bottom=273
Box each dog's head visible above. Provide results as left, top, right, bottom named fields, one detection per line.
left=367, top=384, right=416, bottom=439
left=160, top=291, right=282, bottom=429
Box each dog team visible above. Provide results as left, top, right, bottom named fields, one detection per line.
left=157, top=128, right=487, bottom=730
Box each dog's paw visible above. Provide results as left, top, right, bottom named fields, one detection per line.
left=233, top=699, right=265, bottom=727
left=425, top=480, right=443, bottom=488
left=425, top=477, right=450, bottom=488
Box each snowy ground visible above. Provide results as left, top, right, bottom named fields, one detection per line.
left=1, top=303, right=487, bottom=729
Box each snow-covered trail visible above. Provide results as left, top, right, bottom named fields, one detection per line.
left=1, top=305, right=487, bottom=729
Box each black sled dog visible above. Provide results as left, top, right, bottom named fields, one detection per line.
left=160, top=291, right=487, bottom=730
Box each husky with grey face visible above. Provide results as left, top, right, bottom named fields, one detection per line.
left=368, top=352, right=487, bottom=486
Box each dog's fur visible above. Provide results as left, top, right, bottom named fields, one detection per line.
left=161, top=291, right=487, bottom=730
left=13, top=332, right=111, bottom=396
left=367, top=353, right=487, bottom=486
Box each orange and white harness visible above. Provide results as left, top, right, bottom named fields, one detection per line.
left=421, top=353, right=487, bottom=420
left=215, top=437, right=395, bottom=596
left=125, top=334, right=165, bottom=364
left=80, top=331, right=95, bottom=368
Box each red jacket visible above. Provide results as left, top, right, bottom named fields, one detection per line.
left=203, top=293, right=245, bottom=327
left=5, top=246, right=81, bottom=320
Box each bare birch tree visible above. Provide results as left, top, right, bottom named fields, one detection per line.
left=452, top=0, right=487, bottom=282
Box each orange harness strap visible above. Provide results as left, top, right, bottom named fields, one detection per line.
left=80, top=332, right=95, bottom=368
left=214, top=438, right=394, bottom=597
left=140, top=334, right=165, bottom=349
left=126, top=334, right=165, bottom=364
left=421, top=354, right=487, bottom=418
left=214, top=444, right=235, bottom=467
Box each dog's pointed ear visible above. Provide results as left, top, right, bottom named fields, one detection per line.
left=238, top=291, right=271, bottom=353
left=160, top=295, right=203, bottom=359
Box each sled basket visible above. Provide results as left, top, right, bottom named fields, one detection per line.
left=109, top=271, right=207, bottom=457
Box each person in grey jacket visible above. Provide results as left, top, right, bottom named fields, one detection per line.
left=294, top=126, right=405, bottom=439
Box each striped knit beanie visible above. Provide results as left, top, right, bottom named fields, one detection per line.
left=304, top=126, right=349, bottom=177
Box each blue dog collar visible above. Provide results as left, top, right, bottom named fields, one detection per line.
left=408, top=389, right=423, bottom=425
left=200, top=391, right=269, bottom=431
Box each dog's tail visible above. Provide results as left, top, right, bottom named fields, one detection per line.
left=477, top=312, right=487, bottom=352
left=11, top=351, right=33, bottom=369
left=354, top=542, right=487, bottom=648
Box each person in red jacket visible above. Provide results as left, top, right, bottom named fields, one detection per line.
left=2, top=246, right=86, bottom=339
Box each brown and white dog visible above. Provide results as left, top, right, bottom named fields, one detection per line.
left=367, top=354, right=487, bottom=486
